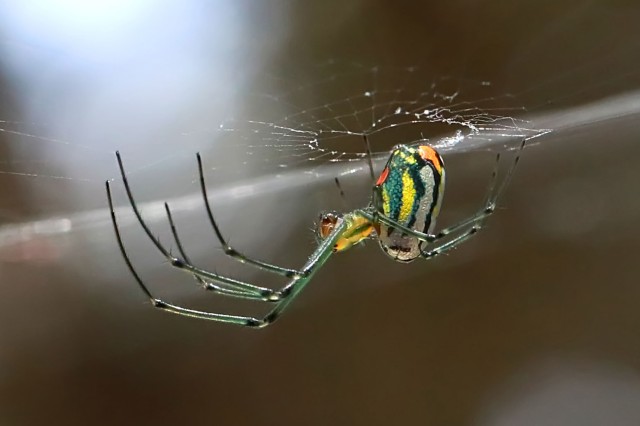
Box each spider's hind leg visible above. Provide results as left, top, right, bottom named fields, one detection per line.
left=421, top=138, right=526, bottom=258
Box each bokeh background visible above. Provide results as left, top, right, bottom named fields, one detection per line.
left=1, top=1, right=640, bottom=425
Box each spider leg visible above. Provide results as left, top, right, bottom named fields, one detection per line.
left=108, top=183, right=269, bottom=324
left=420, top=138, right=526, bottom=257
left=108, top=178, right=345, bottom=328
left=164, top=202, right=275, bottom=301
left=432, top=138, right=525, bottom=238
left=421, top=226, right=480, bottom=258
left=357, top=209, right=437, bottom=243
left=197, top=153, right=303, bottom=279
left=112, top=152, right=282, bottom=301
left=249, top=218, right=349, bottom=326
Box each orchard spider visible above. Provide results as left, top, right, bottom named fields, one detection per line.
left=106, top=138, right=524, bottom=328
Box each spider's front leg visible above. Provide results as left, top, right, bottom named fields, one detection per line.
left=195, top=153, right=303, bottom=279
left=111, top=151, right=293, bottom=303
left=107, top=175, right=348, bottom=327
left=164, top=202, right=283, bottom=302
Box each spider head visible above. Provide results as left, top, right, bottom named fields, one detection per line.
left=316, top=211, right=375, bottom=253
left=316, top=211, right=343, bottom=242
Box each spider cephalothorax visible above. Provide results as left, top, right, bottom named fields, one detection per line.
left=316, top=211, right=374, bottom=253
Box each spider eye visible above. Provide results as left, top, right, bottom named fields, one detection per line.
left=316, top=211, right=342, bottom=240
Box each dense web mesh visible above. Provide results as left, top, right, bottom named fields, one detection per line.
left=213, top=62, right=548, bottom=173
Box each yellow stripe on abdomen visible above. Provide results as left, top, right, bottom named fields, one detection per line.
left=399, top=169, right=416, bottom=222
left=382, top=187, right=391, bottom=216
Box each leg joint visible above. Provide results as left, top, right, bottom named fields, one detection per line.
left=223, top=246, right=239, bottom=257
left=484, top=203, right=496, bottom=214
left=245, top=312, right=279, bottom=328
left=170, top=257, right=185, bottom=268
left=153, top=299, right=168, bottom=308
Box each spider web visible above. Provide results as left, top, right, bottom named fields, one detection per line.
left=212, top=61, right=547, bottom=175
left=0, top=48, right=638, bottom=223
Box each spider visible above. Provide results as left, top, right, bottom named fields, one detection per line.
left=106, top=138, right=525, bottom=328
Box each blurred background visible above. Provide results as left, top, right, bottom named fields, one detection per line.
left=1, top=1, right=640, bottom=425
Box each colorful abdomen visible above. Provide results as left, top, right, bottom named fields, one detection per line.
left=374, top=145, right=445, bottom=262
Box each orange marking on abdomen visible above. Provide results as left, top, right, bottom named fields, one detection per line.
left=418, top=146, right=442, bottom=173
left=376, top=167, right=390, bottom=186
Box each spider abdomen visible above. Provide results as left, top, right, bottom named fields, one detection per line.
left=374, top=145, right=445, bottom=262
